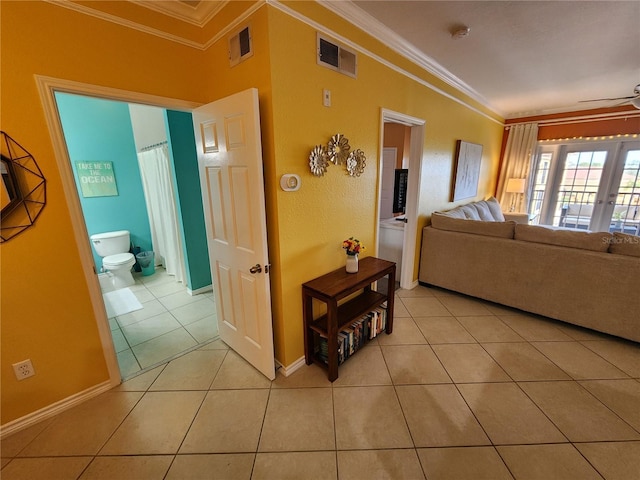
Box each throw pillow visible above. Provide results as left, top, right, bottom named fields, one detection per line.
left=485, top=197, right=506, bottom=222
left=437, top=207, right=467, bottom=219
left=473, top=201, right=495, bottom=221
left=460, top=204, right=481, bottom=220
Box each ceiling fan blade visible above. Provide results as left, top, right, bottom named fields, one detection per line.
left=611, top=95, right=640, bottom=107
left=579, top=95, right=635, bottom=103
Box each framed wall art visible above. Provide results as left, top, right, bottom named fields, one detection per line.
left=452, top=140, right=482, bottom=201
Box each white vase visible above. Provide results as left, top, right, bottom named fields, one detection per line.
left=346, top=253, right=358, bottom=273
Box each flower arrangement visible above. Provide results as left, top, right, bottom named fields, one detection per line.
left=342, top=237, right=365, bottom=256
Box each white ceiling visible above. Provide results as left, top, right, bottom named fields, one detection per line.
left=344, top=1, right=640, bottom=118
left=133, top=0, right=640, bottom=119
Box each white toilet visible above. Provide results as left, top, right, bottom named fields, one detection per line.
left=90, top=230, right=136, bottom=288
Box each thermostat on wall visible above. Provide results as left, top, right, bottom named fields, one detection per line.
left=280, top=174, right=301, bottom=191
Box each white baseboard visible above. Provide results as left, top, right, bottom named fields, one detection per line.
left=0, top=380, right=114, bottom=439
left=275, top=355, right=306, bottom=377
left=406, top=279, right=419, bottom=290
left=187, top=284, right=213, bottom=296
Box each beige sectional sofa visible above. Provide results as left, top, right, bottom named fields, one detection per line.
left=418, top=198, right=640, bottom=342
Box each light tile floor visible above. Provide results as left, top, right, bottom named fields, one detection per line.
left=2, top=285, right=639, bottom=479
left=106, top=267, right=218, bottom=378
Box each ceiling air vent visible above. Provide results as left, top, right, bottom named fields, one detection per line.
left=229, top=25, right=253, bottom=67
left=317, top=34, right=357, bottom=78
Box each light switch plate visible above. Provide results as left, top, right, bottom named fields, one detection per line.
left=323, top=89, right=331, bottom=107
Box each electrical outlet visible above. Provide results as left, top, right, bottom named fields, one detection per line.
left=13, top=359, right=35, bottom=380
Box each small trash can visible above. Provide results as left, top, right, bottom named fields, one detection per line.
left=136, top=251, right=155, bottom=276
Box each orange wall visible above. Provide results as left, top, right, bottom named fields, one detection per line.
left=0, top=0, right=250, bottom=425
left=384, top=123, right=409, bottom=169
left=265, top=4, right=504, bottom=365
left=498, top=106, right=640, bottom=175
left=1, top=0, right=506, bottom=425
left=506, top=106, right=640, bottom=140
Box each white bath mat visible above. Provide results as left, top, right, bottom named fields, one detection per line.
left=103, top=288, right=143, bottom=318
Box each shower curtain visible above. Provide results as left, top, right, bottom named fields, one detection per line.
left=137, top=144, right=185, bottom=283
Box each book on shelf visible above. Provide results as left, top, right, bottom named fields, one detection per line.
left=314, top=304, right=387, bottom=365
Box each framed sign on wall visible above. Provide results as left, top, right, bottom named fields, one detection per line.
left=76, top=161, right=118, bottom=197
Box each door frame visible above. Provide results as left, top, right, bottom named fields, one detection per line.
left=36, top=75, right=199, bottom=386
left=377, top=109, right=425, bottom=289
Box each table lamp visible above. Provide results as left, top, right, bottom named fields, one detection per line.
left=506, top=178, right=525, bottom=212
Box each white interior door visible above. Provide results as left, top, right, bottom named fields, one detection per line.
left=192, top=88, right=275, bottom=380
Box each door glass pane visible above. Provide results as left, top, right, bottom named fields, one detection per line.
left=609, top=149, right=640, bottom=236
left=528, top=152, right=552, bottom=224
left=553, top=151, right=606, bottom=229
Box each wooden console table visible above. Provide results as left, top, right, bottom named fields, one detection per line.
left=302, top=256, right=396, bottom=381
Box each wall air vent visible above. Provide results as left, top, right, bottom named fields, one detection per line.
left=229, top=25, right=253, bottom=67
left=317, top=33, right=357, bottom=78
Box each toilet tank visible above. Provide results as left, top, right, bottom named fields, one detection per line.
left=90, top=230, right=131, bottom=257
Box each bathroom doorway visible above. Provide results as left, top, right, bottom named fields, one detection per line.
left=376, top=109, right=425, bottom=290
left=50, top=85, right=217, bottom=379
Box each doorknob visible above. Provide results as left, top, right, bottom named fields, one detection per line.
left=249, top=264, right=262, bottom=274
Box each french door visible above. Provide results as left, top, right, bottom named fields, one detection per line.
left=532, top=140, right=640, bottom=235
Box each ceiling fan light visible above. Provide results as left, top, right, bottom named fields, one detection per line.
left=631, top=97, right=640, bottom=109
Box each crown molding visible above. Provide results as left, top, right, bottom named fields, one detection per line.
left=46, top=0, right=264, bottom=52
left=45, top=0, right=205, bottom=49
left=268, top=0, right=502, bottom=125
left=44, top=0, right=503, bottom=123
left=318, top=0, right=500, bottom=116
left=131, top=0, right=228, bottom=28
left=201, top=1, right=264, bottom=50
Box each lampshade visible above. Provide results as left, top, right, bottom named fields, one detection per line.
left=506, top=178, right=526, bottom=194
left=631, top=97, right=640, bottom=110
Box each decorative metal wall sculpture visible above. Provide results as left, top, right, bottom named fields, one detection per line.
left=327, top=134, right=350, bottom=165
left=309, top=133, right=366, bottom=177
left=1, top=131, right=47, bottom=243
left=309, top=145, right=329, bottom=176
left=346, top=149, right=366, bottom=177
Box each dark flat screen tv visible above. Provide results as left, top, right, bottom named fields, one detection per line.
left=393, top=169, right=408, bottom=214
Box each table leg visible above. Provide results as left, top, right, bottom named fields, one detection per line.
left=302, top=291, right=314, bottom=365
left=327, top=299, right=339, bottom=382
left=385, top=267, right=395, bottom=334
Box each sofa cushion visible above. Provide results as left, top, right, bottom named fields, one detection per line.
left=431, top=213, right=516, bottom=238
left=515, top=224, right=612, bottom=252
left=485, top=197, right=505, bottom=222
left=608, top=232, right=640, bottom=257
left=460, top=204, right=481, bottom=220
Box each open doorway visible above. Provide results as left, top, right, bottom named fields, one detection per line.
left=36, top=76, right=216, bottom=383
left=376, top=109, right=425, bottom=290
left=55, top=94, right=218, bottom=379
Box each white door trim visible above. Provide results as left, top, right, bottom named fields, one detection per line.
left=35, top=75, right=201, bottom=387
left=377, top=109, right=425, bottom=289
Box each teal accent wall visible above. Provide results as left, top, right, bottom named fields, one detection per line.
left=55, top=93, right=153, bottom=270
left=165, top=110, right=212, bottom=291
